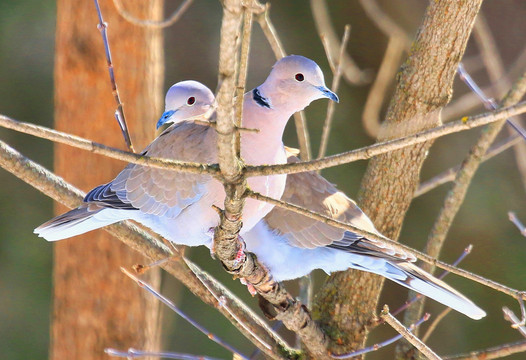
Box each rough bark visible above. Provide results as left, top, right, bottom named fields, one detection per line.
left=53, top=1, right=163, bottom=359
left=312, top=0, right=483, bottom=355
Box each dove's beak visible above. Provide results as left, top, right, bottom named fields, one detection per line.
left=156, top=110, right=176, bottom=129
left=316, top=86, right=339, bottom=103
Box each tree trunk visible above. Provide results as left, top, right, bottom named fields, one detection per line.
left=312, top=0, right=483, bottom=355
left=53, top=1, right=163, bottom=359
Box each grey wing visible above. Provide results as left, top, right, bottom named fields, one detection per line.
left=264, top=154, right=416, bottom=263
left=91, top=122, right=216, bottom=218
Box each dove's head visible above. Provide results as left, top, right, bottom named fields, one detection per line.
left=156, top=80, right=215, bottom=129
left=261, top=55, right=338, bottom=112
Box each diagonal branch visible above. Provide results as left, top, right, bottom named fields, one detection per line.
left=0, top=139, right=292, bottom=359
left=245, top=190, right=525, bottom=301
left=0, top=114, right=219, bottom=175
left=402, top=70, right=526, bottom=336
left=244, top=101, right=526, bottom=176
left=310, top=0, right=372, bottom=86
left=3, top=101, right=526, bottom=180
left=112, top=0, right=193, bottom=28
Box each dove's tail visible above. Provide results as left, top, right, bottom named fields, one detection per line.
left=34, top=205, right=130, bottom=241
left=379, top=261, right=486, bottom=320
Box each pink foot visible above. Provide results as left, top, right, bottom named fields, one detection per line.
left=240, top=278, right=257, bottom=296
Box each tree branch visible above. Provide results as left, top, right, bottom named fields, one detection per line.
left=0, top=139, right=292, bottom=359
left=402, top=70, right=526, bottom=341
left=112, top=0, right=194, bottom=28
left=244, top=101, right=526, bottom=176
left=381, top=306, right=441, bottom=360
left=310, top=0, right=372, bottom=86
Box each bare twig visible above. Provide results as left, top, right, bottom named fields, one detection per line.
left=509, top=211, right=526, bottom=237
left=0, top=139, right=292, bottom=359
left=0, top=114, right=219, bottom=175
left=112, top=0, right=193, bottom=28
left=357, top=0, right=410, bottom=138
left=503, top=306, right=526, bottom=338
left=310, top=0, right=372, bottom=85
left=105, top=348, right=221, bottom=360
left=473, top=13, right=526, bottom=195
left=254, top=1, right=311, bottom=160
left=403, top=70, right=526, bottom=335
left=331, top=314, right=430, bottom=359
left=93, top=0, right=135, bottom=152
left=421, top=308, right=452, bottom=343
left=415, top=134, right=522, bottom=197
left=318, top=25, right=350, bottom=159
left=358, top=0, right=411, bottom=47
left=443, top=340, right=526, bottom=360
left=361, top=36, right=406, bottom=138
left=381, top=306, right=441, bottom=360
left=121, top=267, right=249, bottom=359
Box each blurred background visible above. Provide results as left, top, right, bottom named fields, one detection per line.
left=1, top=0, right=526, bottom=359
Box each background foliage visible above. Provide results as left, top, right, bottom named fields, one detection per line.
left=1, top=0, right=525, bottom=358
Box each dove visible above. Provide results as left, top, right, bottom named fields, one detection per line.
left=243, top=149, right=486, bottom=320
left=35, top=56, right=338, bottom=246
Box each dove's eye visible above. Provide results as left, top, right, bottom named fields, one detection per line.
left=295, top=73, right=304, bottom=82
left=187, top=97, right=196, bottom=105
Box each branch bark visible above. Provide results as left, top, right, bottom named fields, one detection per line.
left=312, top=0, right=483, bottom=355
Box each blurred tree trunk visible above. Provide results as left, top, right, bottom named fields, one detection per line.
left=312, top=0, right=482, bottom=356
left=53, top=1, right=163, bottom=359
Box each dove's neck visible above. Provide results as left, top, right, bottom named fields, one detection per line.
left=240, top=87, right=299, bottom=166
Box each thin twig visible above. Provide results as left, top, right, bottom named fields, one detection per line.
left=361, top=36, right=406, bottom=138
left=254, top=1, right=311, bottom=160
left=318, top=25, right=350, bottom=159
left=403, top=69, right=526, bottom=335
left=473, top=13, right=526, bottom=195
left=105, top=348, right=221, bottom=360
left=443, top=339, right=526, bottom=360
left=331, top=314, right=430, bottom=359
left=357, top=0, right=410, bottom=138
left=245, top=190, right=526, bottom=301
left=310, top=0, right=372, bottom=85
left=121, top=267, right=249, bottom=359
left=381, top=306, right=441, bottom=360
left=213, top=2, right=328, bottom=357
left=0, top=114, right=219, bottom=175
left=112, top=0, right=193, bottom=28
left=3, top=102, right=526, bottom=180
left=458, top=63, right=526, bottom=140
left=508, top=211, right=526, bottom=237
left=93, top=0, right=135, bottom=152
left=503, top=306, right=526, bottom=338
left=421, top=308, right=452, bottom=343
left=415, top=134, right=522, bottom=197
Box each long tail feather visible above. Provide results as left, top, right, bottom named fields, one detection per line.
left=384, top=261, right=486, bottom=320
left=34, top=205, right=126, bottom=241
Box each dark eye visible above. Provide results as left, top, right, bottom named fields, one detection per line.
left=187, top=97, right=196, bottom=105
left=295, top=73, right=304, bottom=82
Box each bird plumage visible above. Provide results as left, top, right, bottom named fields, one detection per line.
left=244, top=151, right=486, bottom=320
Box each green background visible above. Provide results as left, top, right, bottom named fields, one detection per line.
left=1, top=0, right=525, bottom=358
